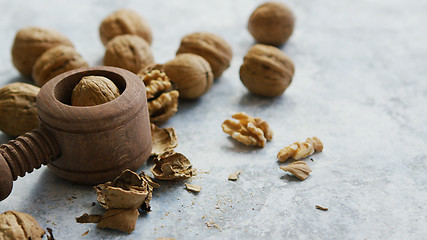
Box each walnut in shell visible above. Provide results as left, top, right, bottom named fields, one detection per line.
left=164, top=53, right=213, bottom=99
left=103, top=34, right=154, bottom=73
left=99, top=9, right=152, bottom=46
left=0, top=211, right=45, bottom=240
left=71, top=76, right=120, bottom=106
left=151, top=150, right=193, bottom=181
left=240, top=44, right=294, bottom=97
left=248, top=2, right=295, bottom=46
left=11, top=26, right=73, bottom=76
left=32, top=45, right=88, bottom=87
left=222, top=112, right=273, bottom=147
left=139, top=70, right=179, bottom=124
left=176, top=32, right=232, bottom=79
left=151, top=124, right=178, bottom=156
left=0, top=82, right=40, bottom=136
left=277, top=137, right=323, bottom=162
left=280, top=161, right=312, bottom=180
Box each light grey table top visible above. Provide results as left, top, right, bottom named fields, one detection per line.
left=0, top=0, right=426, bottom=239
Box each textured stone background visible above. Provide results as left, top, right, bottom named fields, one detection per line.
left=0, top=0, right=426, bottom=239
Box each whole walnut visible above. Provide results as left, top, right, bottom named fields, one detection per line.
left=99, top=9, right=152, bottom=46
left=0, top=211, right=45, bottom=240
left=11, top=26, right=73, bottom=76
left=0, top=82, right=40, bottom=136
left=176, top=32, right=232, bottom=79
left=248, top=2, right=295, bottom=46
left=239, top=44, right=294, bottom=97
left=103, top=35, right=154, bottom=74
left=32, top=45, right=88, bottom=87
left=71, top=76, right=121, bottom=106
left=163, top=53, right=213, bottom=99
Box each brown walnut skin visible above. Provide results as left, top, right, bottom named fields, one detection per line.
left=11, top=26, right=73, bottom=76
left=100, top=9, right=152, bottom=46
left=176, top=32, right=232, bottom=79
left=32, top=45, right=89, bottom=87
left=164, top=53, right=213, bottom=99
left=248, top=2, right=295, bottom=46
left=104, top=34, right=154, bottom=74
left=239, top=44, right=294, bottom=97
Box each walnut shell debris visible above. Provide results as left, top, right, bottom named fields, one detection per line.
left=32, top=45, right=88, bottom=87
left=280, top=161, right=312, bottom=180
left=71, top=75, right=121, bottom=106
left=0, top=211, right=45, bottom=240
left=97, top=209, right=139, bottom=234
left=240, top=44, right=294, bottom=97
left=104, top=34, right=154, bottom=74
left=0, top=82, right=40, bottom=136
left=164, top=53, right=213, bottom=99
left=228, top=171, right=241, bottom=181
left=99, top=9, right=152, bottom=46
left=11, top=26, right=73, bottom=76
left=151, top=150, right=194, bottom=181
left=185, top=183, right=202, bottom=193
left=277, top=137, right=323, bottom=162
left=248, top=2, right=295, bottom=46
left=139, top=70, right=179, bottom=124
left=176, top=32, right=232, bottom=79
left=151, top=124, right=178, bottom=156
left=222, top=112, right=273, bottom=147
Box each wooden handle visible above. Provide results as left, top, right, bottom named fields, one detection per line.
left=0, top=127, right=60, bottom=201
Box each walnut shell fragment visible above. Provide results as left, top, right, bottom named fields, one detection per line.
left=280, top=161, right=312, bottom=180
left=222, top=112, right=273, bottom=147
left=75, top=213, right=102, bottom=223
left=139, top=70, right=179, bottom=124
left=151, top=151, right=193, bottom=181
left=228, top=171, right=241, bottom=181
left=185, top=183, right=202, bottom=193
left=151, top=124, right=178, bottom=156
left=277, top=137, right=323, bottom=162
left=97, top=209, right=139, bottom=234
left=0, top=211, right=45, bottom=240
left=71, top=76, right=121, bottom=106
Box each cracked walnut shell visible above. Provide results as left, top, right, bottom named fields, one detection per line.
left=71, top=76, right=121, bottom=106
left=150, top=124, right=178, bottom=156
left=151, top=150, right=193, bottom=181
left=248, top=2, right=295, bottom=46
left=32, top=45, right=88, bottom=87
left=240, top=44, right=294, bottom=97
left=176, top=32, right=232, bottom=79
left=280, top=161, right=312, bottom=180
left=139, top=70, right=179, bottom=124
left=0, top=211, right=45, bottom=240
left=11, top=26, right=73, bottom=76
left=277, top=137, right=323, bottom=162
left=104, top=34, right=154, bottom=74
left=222, top=112, right=273, bottom=147
left=100, top=9, right=152, bottom=46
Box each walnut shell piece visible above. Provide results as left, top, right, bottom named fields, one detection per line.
left=151, top=124, right=178, bottom=156
left=32, top=45, right=88, bottom=87
left=0, top=211, right=45, bottom=240
left=99, top=9, right=152, bottom=46
left=280, top=161, right=312, bottom=180
left=239, top=44, right=294, bottom=97
left=151, top=150, right=193, bottom=181
left=164, top=53, right=213, bottom=99
left=11, top=26, right=73, bottom=76
left=248, top=2, right=295, bottom=46
left=176, top=32, right=232, bottom=79
left=0, top=83, right=40, bottom=136
left=103, top=34, right=154, bottom=74
left=222, top=112, right=273, bottom=147
left=71, top=76, right=121, bottom=106
left=97, top=209, right=139, bottom=234
left=277, top=137, right=323, bottom=162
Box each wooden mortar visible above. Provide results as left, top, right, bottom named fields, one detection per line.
left=0, top=66, right=152, bottom=201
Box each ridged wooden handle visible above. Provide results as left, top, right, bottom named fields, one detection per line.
left=0, top=127, right=60, bottom=201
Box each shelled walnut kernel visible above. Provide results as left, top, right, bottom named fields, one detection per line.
left=280, top=161, right=312, bottom=180
left=222, top=112, right=273, bottom=147
left=277, top=137, right=323, bottom=162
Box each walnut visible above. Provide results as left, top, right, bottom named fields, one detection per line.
left=32, top=45, right=88, bottom=87
left=176, top=32, right=232, bottom=79
left=151, top=150, right=193, bottom=181
left=99, top=9, right=152, bottom=46
left=222, top=112, right=273, bottom=147
left=0, top=82, right=39, bottom=136
left=103, top=34, right=154, bottom=74
left=277, top=137, right=323, bottom=162
left=163, top=53, right=213, bottom=99
left=248, top=2, right=295, bottom=46
left=11, top=26, right=73, bottom=76
left=280, top=161, right=312, bottom=180
left=0, top=211, right=45, bottom=240
left=138, top=70, right=179, bottom=124
left=151, top=124, right=178, bottom=156
left=240, top=44, right=294, bottom=97
left=71, top=76, right=121, bottom=106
